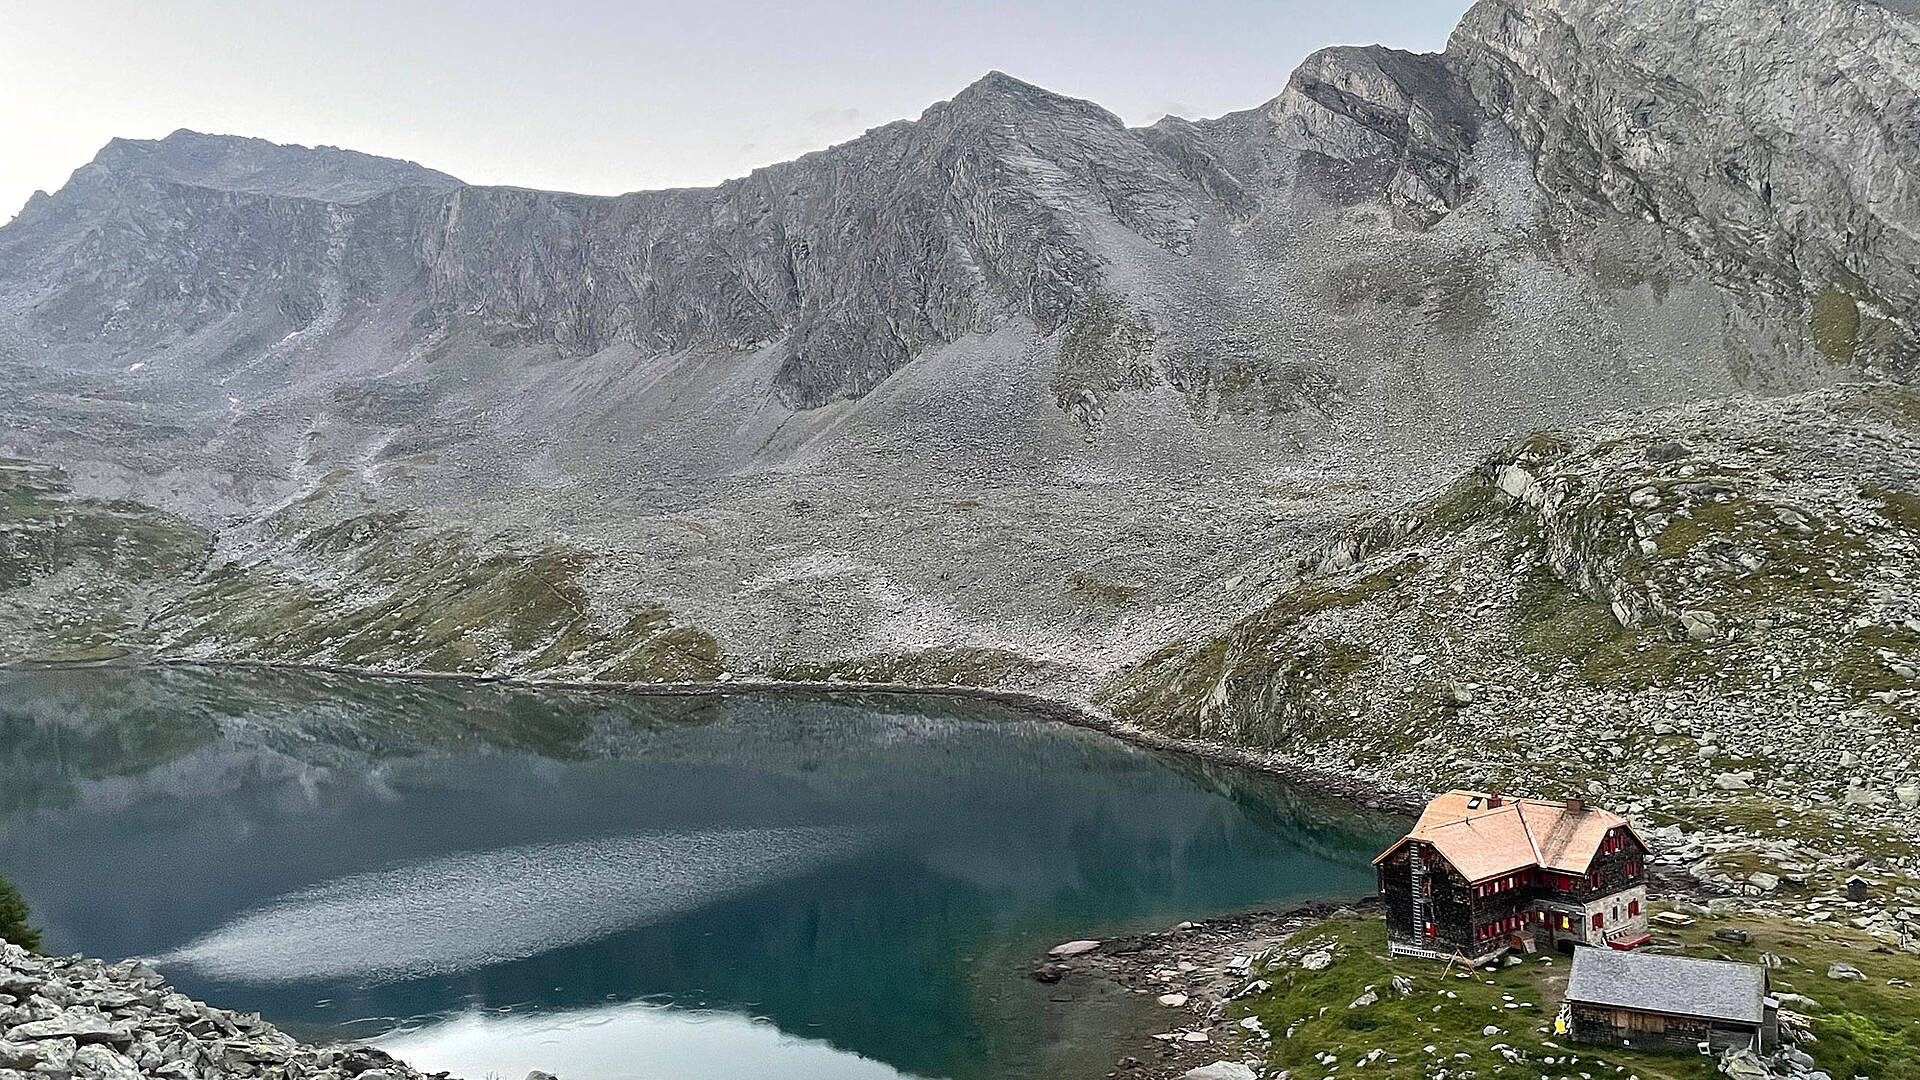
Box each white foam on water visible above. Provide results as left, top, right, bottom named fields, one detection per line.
left=157, top=827, right=869, bottom=983
left=375, top=1001, right=925, bottom=1080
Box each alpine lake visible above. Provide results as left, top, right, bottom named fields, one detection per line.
left=0, top=664, right=1404, bottom=1080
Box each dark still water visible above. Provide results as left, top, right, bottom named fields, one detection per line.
left=0, top=665, right=1402, bottom=1080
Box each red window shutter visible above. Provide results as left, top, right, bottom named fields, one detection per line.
left=1629, top=900, right=1641, bottom=916
left=1592, top=913, right=1604, bottom=930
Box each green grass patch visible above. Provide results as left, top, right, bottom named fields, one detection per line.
left=1865, top=485, right=1920, bottom=534
left=1812, top=287, right=1860, bottom=363
left=1065, top=571, right=1147, bottom=606
left=1097, top=559, right=1413, bottom=743
left=1507, top=570, right=1700, bottom=689
left=1240, top=916, right=1719, bottom=1080
left=1240, top=911, right=1920, bottom=1080
left=1618, top=494, right=1867, bottom=614
left=769, top=645, right=1054, bottom=688
left=160, top=521, right=720, bottom=681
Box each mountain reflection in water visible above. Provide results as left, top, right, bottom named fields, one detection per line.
left=0, top=665, right=1404, bottom=1080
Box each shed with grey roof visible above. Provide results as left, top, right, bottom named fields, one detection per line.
left=1563, top=948, right=1777, bottom=1053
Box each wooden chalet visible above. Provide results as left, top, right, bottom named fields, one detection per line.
left=1564, top=948, right=1778, bottom=1052
left=1374, top=790, right=1652, bottom=965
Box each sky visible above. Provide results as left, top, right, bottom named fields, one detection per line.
left=0, top=0, right=1469, bottom=221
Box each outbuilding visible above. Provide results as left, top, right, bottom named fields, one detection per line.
left=1563, top=948, right=1777, bottom=1053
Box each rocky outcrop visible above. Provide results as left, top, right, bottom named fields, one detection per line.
left=1266, top=45, right=1482, bottom=223
left=0, top=939, right=470, bottom=1080
left=1447, top=0, right=1920, bottom=375
left=0, top=138, right=445, bottom=345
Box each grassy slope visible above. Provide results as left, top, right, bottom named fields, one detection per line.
left=1239, top=908, right=1920, bottom=1080
left=0, top=461, right=209, bottom=662
left=1096, top=386, right=1920, bottom=891
left=0, top=464, right=723, bottom=680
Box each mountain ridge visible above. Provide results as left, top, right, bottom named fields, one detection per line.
left=1, top=0, right=1917, bottom=910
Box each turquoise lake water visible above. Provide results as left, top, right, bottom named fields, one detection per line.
left=0, top=665, right=1402, bottom=1079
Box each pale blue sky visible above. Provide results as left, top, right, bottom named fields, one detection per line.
left=1, top=0, right=1469, bottom=219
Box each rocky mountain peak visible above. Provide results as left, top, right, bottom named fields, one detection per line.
left=83, top=128, right=463, bottom=204
left=943, top=70, right=1128, bottom=129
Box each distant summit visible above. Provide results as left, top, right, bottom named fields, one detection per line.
left=86, top=129, right=462, bottom=204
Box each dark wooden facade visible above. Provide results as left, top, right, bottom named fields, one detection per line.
left=1379, top=841, right=1497, bottom=961
left=1379, top=824, right=1650, bottom=961
left=1568, top=1002, right=1775, bottom=1053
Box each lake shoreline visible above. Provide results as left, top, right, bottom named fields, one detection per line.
left=1028, top=894, right=1389, bottom=1079
left=94, top=655, right=1435, bottom=818
left=4, top=655, right=1410, bottom=1080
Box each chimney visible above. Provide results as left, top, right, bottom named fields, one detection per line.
left=1486, top=793, right=1504, bottom=808
left=1565, top=795, right=1585, bottom=812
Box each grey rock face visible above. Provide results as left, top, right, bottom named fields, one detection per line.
left=0, top=142, right=441, bottom=346
left=420, top=71, right=1204, bottom=406
left=1447, top=0, right=1920, bottom=375
left=1265, top=45, right=1481, bottom=223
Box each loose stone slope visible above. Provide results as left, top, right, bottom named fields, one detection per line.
left=0, top=940, right=476, bottom=1080
left=1099, top=385, right=1920, bottom=906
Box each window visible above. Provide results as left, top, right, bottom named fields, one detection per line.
left=1629, top=900, right=1641, bottom=916
left=1592, top=913, right=1604, bottom=930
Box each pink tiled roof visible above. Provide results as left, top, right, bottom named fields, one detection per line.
left=1373, top=790, right=1646, bottom=884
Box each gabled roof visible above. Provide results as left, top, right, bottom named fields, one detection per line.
left=1566, top=948, right=1768, bottom=1025
left=1372, top=790, right=1648, bottom=884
